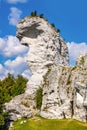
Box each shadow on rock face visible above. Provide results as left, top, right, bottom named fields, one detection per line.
left=17, top=23, right=44, bottom=40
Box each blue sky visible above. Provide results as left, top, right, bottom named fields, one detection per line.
left=0, top=0, right=87, bottom=79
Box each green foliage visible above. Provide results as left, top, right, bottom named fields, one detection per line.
left=51, top=24, right=61, bottom=34
left=71, top=66, right=77, bottom=71
left=0, top=73, right=28, bottom=103
left=0, top=73, right=28, bottom=129
left=43, top=68, right=51, bottom=87
left=0, top=115, right=4, bottom=126
left=35, top=87, right=43, bottom=109
left=30, top=11, right=45, bottom=19
left=29, top=11, right=60, bottom=33
left=66, top=72, right=72, bottom=86
left=51, top=23, right=55, bottom=28
left=12, top=116, right=87, bottom=130
left=39, top=13, right=44, bottom=18
left=80, top=56, right=85, bottom=65
left=66, top=80, right=72, bottom=85
left=0, top=104, right=9, bottom=130
left=12, top=75, right=28, bottom=96
left=56, top=29, right=60, bottom=33
left=30, top=11, right=37, bottom=17
left=0, top=111, right=10, bottom=130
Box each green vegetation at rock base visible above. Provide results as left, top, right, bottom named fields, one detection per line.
left=11, top=116, right=87, bottom=130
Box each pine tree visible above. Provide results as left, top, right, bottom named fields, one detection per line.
left=39, top=13, right=44, bottom=18
left=30, top=11, right=37, bottom=17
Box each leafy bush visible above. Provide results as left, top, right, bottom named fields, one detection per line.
left=30, top=11, right=37, bottom=17
left=0, top=73, right=28, bottom=129
left=51, top=23, right=55, bottom=28
left=80, top=56, right=85, bottom=65
left=39, top=14, right=44, bottom=18
left=35, top=87, right=43, bottom=109
left=56, top=29, right=60, bottom=33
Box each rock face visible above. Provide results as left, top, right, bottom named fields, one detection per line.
left=5, top=16, right=87, bottom=122
left=16, top=16, right=69, bottom=95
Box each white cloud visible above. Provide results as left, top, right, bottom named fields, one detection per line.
left=22, top=69, right=32, bottom=79
left=67, top=42, right=87, bottom=65
left=0, top=35, right=28, bottom=57
left=0, top=38, right=5, bottom=50
left=0, top=56, right=31, bottom=79
left=0, top=35, right=30, bottom=79
left=7, top=0, right=27, bottom=4
left=0, top=54, right=31, bottom=79
left=8, top=7, right=22, bottom=26
left=0, top=64, right=8, bottom=79
left=4, top=56, right=29, bottom=77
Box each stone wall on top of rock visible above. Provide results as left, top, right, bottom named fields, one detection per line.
left=5, top=16, right=87, bottom=122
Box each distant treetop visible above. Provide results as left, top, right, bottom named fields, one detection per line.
left=30, top=11, right=44, bottom=18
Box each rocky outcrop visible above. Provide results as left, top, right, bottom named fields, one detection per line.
left=16, top=16, right=69, bottom=95
left=5, top=16, right=87, bottom=122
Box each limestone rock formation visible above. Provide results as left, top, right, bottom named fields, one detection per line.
left=5, top=16, right=87, bottom=122
left=16, top=16, right=69, bottom=95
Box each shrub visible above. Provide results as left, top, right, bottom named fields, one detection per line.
left=35, top=87, right=43, bottom=110
left=30, top=11, right=37, bottom=17
left=80, top=56, right=85, bottom=65
left=56, top=29, right=60, bottom=33
left=0, top=74, right=28, bottom=129
left=51, top=23, right=55, bottom=28
left=43, top=68, right=51, bottom=87
left=39, top=14, right=44, bottom=18
left=66, top=73, right=72, bottom=85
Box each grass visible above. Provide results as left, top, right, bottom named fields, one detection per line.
left=11, top=116, right=87, bottom=130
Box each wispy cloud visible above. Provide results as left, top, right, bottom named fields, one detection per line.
left=67, top=42, right=87, bottom=65
left=7, top=0, right=27, bottom=4
left=8, top=7, right=22, bottom=26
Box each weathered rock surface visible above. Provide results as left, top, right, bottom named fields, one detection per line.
left=5, top=16, right=87, bottom=122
